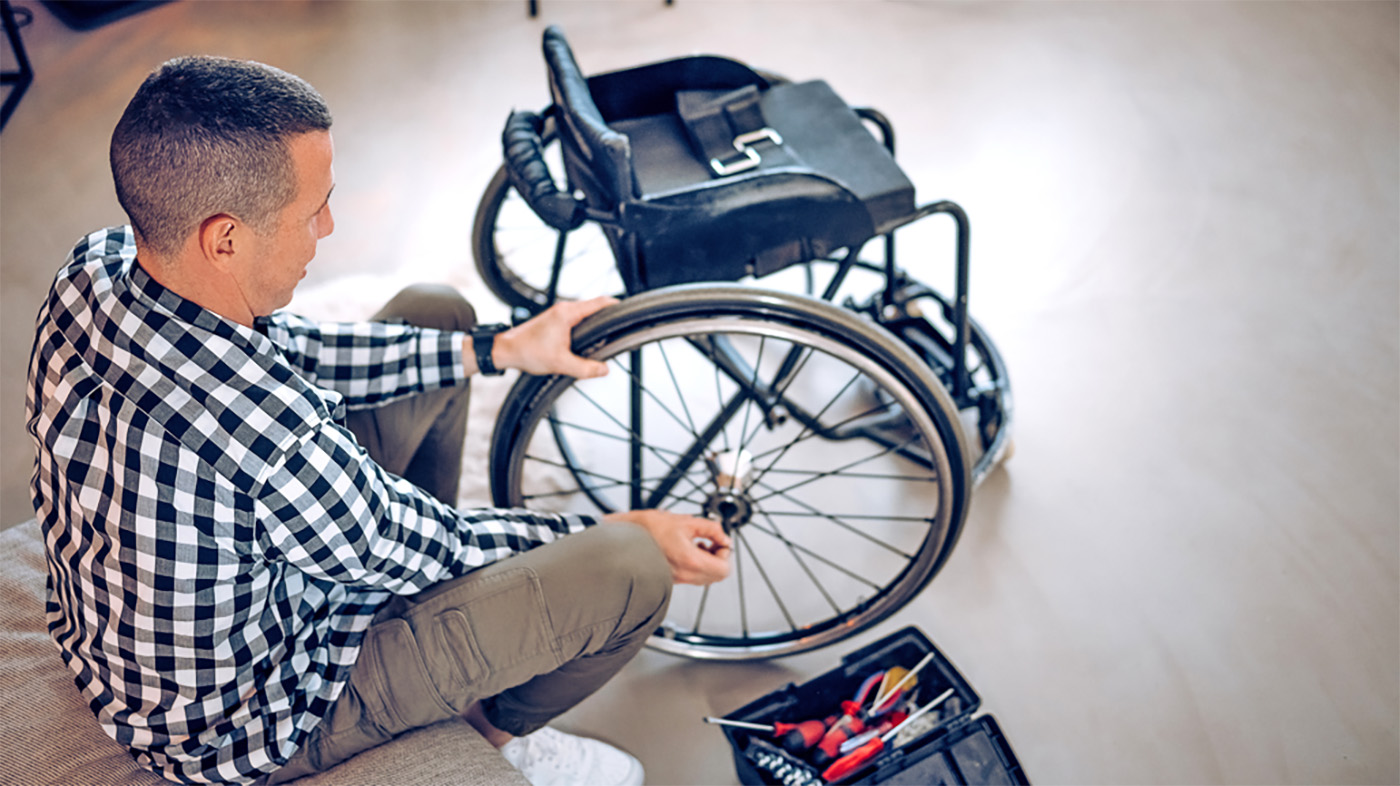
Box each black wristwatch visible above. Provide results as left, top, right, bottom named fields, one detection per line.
left=470, top=323, right=509, bottom=376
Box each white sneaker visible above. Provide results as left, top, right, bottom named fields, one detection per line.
left=500, top=726, right=645, bottom=786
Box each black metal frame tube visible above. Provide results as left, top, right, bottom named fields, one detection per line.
left=1, top=0, right=34, bottom=132
left=928, top=201, right=971, bottom=400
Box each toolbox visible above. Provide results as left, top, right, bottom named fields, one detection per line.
left=717, top=627, right=1029, bottom=785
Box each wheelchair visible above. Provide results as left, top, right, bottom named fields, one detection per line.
left=474, top=26, right=1013, bottom=660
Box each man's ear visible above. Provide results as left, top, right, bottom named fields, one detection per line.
left=197, top=214, right=241, bottom=273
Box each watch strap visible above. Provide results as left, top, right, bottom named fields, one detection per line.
left=471, top=324, right=508, bottom=376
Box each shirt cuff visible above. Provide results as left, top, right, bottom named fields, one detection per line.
left=560, top=511, right=599, bottom=534
left=432, top=329, right=470, bottom=385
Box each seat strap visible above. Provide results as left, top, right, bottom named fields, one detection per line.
left=677, top=86, right=780, bottom=176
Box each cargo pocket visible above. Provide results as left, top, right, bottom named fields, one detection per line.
left=423, top=567, right=563, bottom=703
left=360, top=616, right=458, bottom=730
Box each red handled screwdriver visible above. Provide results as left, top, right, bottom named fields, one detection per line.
left=811, top=670, right=887, bottom=768
left=820, top=688, right=955, bottom=783
left=703, top=716, right=835, bottom=753
left=810, top=711, right=867, bottom=768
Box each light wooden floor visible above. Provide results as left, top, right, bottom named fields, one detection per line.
left=1, top=2, right=1396, bottom=784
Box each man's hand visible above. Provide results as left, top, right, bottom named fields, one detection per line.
left=603, top=510, right=733, bottom=585
left=489, top=296, right=616, bottom=378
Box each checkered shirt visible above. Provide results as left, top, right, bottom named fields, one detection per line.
left=25, top=226, right=592, bottom=784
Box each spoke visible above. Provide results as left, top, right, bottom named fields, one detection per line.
left=736, top=529, right=796, bottom=631
left=521, top=453, right=709, bottom=508
left=747, top=395, right=901, bottom=466
left=747, top=367, right=865, bottom=491
left=612, top=342, right=705, bottom=443
left=755, top=468, right=938, bottom=484
left=548, top=417, right=685, bottom=458
left=753, top=431, right=926, bottom=504
left=735, top=335, right=768, bottom=458
left=762, top=510, right=938, bottom=523
left=658, top=341, right=699, bottom=437
left=751, top=476, right=919, bottom=558
left=713, top=341, right=731, bottom=452
left=561, top=244, right=602, bottom=265
left=739, top=345, right=818, bottom=449
left=691, top=584, right=711, bottom=634
left=756, top=510, right=841, bottom=614
left=642, top=388, right=748, bottom=509
left=522, top=451, right=624, bottom=483
left=743, top=519, right=884, bottom=590
left=735, top=534, right=748, bottom=637
left=568, top=378, right=705, bottom=492
left=521, top=476, right=708, bottom=508
left=497, top=236, right=557, bottom=259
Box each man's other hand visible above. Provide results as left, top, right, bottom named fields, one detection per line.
left=603, top=510, right=733, bottom=586
left=493, top=296, right=616, bottom=378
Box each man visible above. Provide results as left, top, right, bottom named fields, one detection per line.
left=26, top=55, right=732, bottom=786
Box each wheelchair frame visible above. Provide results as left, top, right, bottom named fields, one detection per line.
left=472, top=26, right=1013, bottom=660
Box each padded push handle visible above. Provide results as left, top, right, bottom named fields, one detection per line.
left=502, top=108, right=585, bottom=231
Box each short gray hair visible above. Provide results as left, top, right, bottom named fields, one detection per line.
left=110, top=56, right=333, bottom=258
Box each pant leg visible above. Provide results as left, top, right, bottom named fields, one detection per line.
left=267, top=523, right=672, bottom=783
left=344, top=284, right=475, bottom=504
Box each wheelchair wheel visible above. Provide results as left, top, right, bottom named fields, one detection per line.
left=764, top=262, right=1015, bottom=486
left=489, top=285, right=972, bottom=660
left=854, top=282, right=1013, bottom=486
left=472, top=119, right=624, bottom=316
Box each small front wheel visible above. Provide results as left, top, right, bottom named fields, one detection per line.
left=471, top=119, right=624, bottom=315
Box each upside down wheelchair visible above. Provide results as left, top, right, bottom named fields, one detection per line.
left=474, top=26, right=1013, bottom=660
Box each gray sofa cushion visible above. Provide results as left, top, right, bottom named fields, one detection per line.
left=0, top=519, right=526, bottom=786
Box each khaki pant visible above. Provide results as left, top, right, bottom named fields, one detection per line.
left=268, top=286, right=672, bottom=782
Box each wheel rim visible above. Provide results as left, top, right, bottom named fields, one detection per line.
left=496, top=313, right=959, bottom=659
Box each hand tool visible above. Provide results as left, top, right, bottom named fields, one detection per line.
left=837, top=710, right=907, bottom=754
left=810, top=670, right=886, bottom=767
left=821, top=688, right=955, bottom=783
left=868, top=652, right=934, bottom=714
left=704, top=715, right=835, bottom=753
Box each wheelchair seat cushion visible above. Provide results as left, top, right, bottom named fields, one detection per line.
left=757, top=80, right=915, bottom=232
left=606, top=80, right=916, bottom=288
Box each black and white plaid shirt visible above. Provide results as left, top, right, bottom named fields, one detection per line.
left=26, top=226, right=591, bottom=784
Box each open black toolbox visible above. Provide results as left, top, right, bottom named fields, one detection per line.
left=719, top=627, right=1029, bottom=785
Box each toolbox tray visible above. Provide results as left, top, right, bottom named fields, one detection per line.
left=719, top=627, right=1029, bottom=785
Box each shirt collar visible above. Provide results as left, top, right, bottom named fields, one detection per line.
left=126, top=255, right=280, bottom=356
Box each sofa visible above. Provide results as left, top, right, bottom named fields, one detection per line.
left=0, top=519, right=529, bottom=786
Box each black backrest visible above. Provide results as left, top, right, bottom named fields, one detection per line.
left=542, top=26, right=634, bottom=208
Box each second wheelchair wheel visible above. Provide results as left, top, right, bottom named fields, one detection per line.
left=471, top=118, right=624, bottom=315
left=489, top=285, right=972, bottom=660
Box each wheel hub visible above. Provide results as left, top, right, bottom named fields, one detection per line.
left=703, top=449, right=756, bottom=531
left=702, top=491, right=753, bottom=532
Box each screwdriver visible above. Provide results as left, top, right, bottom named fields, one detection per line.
left=703, top=716, right=834, bottom=753
left=868, top=652, right=935, bottom=714
left=809, top=711, right=867, bottom=768
left=820, top=688, right=955, bottom=783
